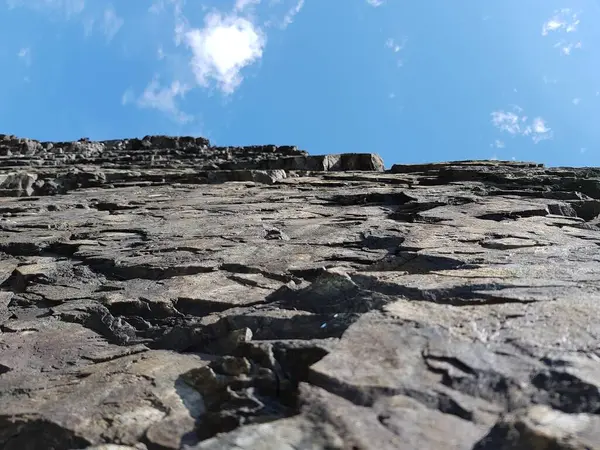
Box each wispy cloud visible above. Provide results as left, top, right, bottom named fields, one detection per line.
left=491, top=110, right=522, bottom=135
left=235, top=0, right=261, bottom=12
left=554, top=40, right=582, bottom=56
left=385, top=38, right=405, bottom=53
left=542, top=8, right=582, bottom=55
left=281, top=0, right=304, bottom=29
left=7, top=0, right=124, bottom=42
left=385, top=37, right=406, bottom=67
left=367, top=0, right=384, bottom=6
left=261, top=0, right=304, bottom=29
left=542, top=8, right=580, bottom=35
left=491, top=106, right=553, bottom=144
left=123, top=77, right=192, bottom=124
left=17, top=47, right=31, bottom=66
left=102, top=5, right=123, bottom=41
left=530, top=117, right=552, bottom=143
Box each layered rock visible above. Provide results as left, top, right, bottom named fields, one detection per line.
left=0, top=134, right=384, bottom=196
left=0, top=135, right=599, bottom=449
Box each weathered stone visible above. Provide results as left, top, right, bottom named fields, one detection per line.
left=1, top=136, right=600, bottom=448
left=474, top=405, right=600, bottom=450
left=0, top=172, right=38, bottom=196
left=0, top=339, right=207, bottom=449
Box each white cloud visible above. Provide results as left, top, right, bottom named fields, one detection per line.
left=123, top=77, right=192, bottom=124
left=17, top=47, right=31, bottom=66
left=79, top=7, right=122, bottom=41
left=125, top=0, right=301, bottom=122
left=491, top=110, right=521, bottom=135
left=385, top=38, right=404, bottom=53
left=281, top=0, right=304, bottom=29
left=542, top=8, right=580, bottom=35
left=148, top=2, right=163, bottom=15
left=102, top=5, right=123, bottom=41
left=367, top=0, right=384, bottom=6
left=554, top=40, right=582, bottom=56
left=184, top=12, right=266, bottom=94
left=235, top=0, right=261, bottom=12
left=527, top=117, right=553, bottom=143
left=121, top=90, right=134, bottom=105
left=542, top=9, right=582, bottom=55
left=261, top=0, right=304, bottom=29
left=572, top=97, right=581, bottom=105
left=167, top=0, right=302, bottom=95
left=385, top=37, right=406, bottom=67
left=531, top=117, right=549, bottom=133
left=543, top=18, right=566, bottom=35
left=491, top=107, right=553, bottom=144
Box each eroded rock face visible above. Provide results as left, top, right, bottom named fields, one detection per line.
left=0, top=135, right=384, bottom=197
left=0, top=135, right=599, bottom=449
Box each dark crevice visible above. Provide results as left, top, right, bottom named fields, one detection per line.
left=0, top=417, right=92, bottom=450
left=351, top=275, right=542, bottom=307
left=426, top=366, right=524, bottom=412
left=321, top=191, right=415, bottom=206
left=477, top=208, right=548, bottom=221
left=173, top=297, right=265, bottom=317
left=423, top=354, right=478, bottom=377
left=531, top=370, right=600, bottom=414
left=104, top=297, right=180, bottom=320
left=178, top=339, right=332, bottom=442
left=219, top=263, right=294, bottom=283
left=55, top=302, right=142, bottom=346
left=570, top=200, right=600, bottom=221
left=306, top=367, right=478, bottom=423
left=367, top=251, right=472, bottom=274
left=389, top=201, right=447, bottom=223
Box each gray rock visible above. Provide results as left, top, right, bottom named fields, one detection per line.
left=474, top=405, right=600, bottom=450
left=0, top=136, right=600, bottom=448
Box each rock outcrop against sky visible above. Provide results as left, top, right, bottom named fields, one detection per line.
left=1, top=135, right=600, bottom=449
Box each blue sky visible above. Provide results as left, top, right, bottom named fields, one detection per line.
left=1, top=0, right=599, bottom=167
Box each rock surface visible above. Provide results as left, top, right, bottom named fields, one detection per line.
left=0, top=135, right=600, bottom=449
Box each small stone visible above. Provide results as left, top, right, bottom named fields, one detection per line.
left=264, top=227, right=290, bottom=241
left=212, top=356, right=252, bottom=377
left=182, top=366, right=222, bottom=394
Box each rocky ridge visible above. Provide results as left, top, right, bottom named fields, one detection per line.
left=0, top=134, right=384, bottom=197
left=1, top=134, right=600, bottom=449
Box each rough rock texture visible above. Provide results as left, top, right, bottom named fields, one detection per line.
left=1, top=134, right=600, bottom=449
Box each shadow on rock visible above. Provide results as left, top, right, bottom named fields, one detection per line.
left=176, top=339, right=331, bottom=442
